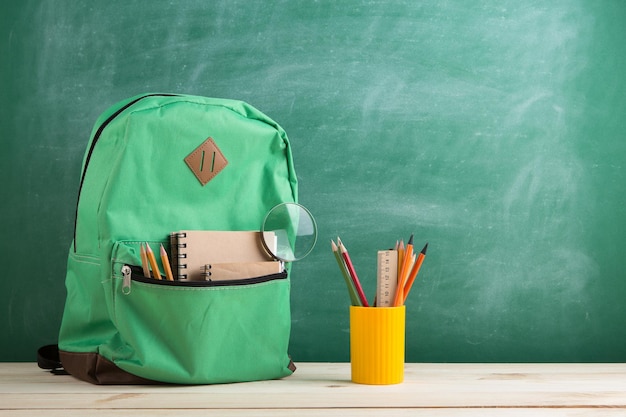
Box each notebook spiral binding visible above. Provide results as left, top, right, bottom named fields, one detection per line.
left=170, top=232, right=189, bottom=280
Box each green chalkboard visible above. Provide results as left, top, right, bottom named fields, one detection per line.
left=2, top=1, right=626, bottom=363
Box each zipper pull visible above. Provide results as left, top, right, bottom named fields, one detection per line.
left=121, top=265, right=132, bottom=295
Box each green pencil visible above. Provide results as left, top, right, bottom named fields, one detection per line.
left=331, top=240, right=361, bottom=306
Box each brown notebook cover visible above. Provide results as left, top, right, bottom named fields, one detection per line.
left=170, top=230, right=275, bottom=281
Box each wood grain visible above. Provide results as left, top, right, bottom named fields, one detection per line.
left=1, top=363, right=625, bottom=416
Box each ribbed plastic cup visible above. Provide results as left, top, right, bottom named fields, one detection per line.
left=350, top=306, right=405, bottom=384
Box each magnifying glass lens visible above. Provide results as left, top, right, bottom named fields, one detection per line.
left=261, top=203, right=317, bottom=262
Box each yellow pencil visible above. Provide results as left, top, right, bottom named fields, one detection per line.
left=139, top=243, right=151, bottom=278
left=144, top=242, right=162, bottom=280
left=160, top=244, right=174, bottom=281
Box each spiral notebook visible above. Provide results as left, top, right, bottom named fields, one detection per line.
left=170, top=230, right=277, bottom=281
left=201, top=262, right=283, bottom=281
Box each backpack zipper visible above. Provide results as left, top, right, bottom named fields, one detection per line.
left=73, top=93, right=178, bottom=253
left=121, top=265, right=133, bottom=295
left=121, top=264, right=287, bottom=295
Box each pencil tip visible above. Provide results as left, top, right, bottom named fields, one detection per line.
left=408, top=234, right=414, bottom=245
left=421, top=243, right=429, bottom=254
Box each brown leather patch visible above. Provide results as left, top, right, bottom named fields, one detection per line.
left=184, top=137, right=228, bottom=186
left=288, top=358, right=297, bottom=373
left=59, top=350, right=159, bottom=385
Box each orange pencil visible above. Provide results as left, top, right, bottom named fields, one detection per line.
left=403, top=243, right=428, bottom=300
left=160, top=244, right=174, bottom=281
left=144, top=242, right=162, bottom=280
left=393, top=234, right=414, bottom=306
left=397, top=239, right=405, bottom=283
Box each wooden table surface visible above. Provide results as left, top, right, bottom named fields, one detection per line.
left=1, top=362, right=625, bottom=416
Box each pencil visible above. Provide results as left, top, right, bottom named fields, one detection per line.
left=397, top=239, right=405, bottom=283
left=140, top=243, right=151, bottom=278
left=403, top=243, right=428, bottom=301
left=338, top=238, right=369, bottom=307
left=144, top=242, right=162, bottom=280
left=394, top=234, right=414, bottom=306
left=160, top=244, right=174, bottom=281
left=331, top=240, right=361, bottom=306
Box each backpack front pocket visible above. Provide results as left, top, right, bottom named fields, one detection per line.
left=104, top=241, right=294, bottom=384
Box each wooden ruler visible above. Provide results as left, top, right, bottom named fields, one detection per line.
left=376, top=250, right=398, bottom=307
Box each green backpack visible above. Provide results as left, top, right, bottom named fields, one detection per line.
left=52, top=93, right=298, bottom=384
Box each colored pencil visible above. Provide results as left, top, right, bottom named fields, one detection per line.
left=394, top=234, right=414, bottom=306
left=331, top=240, right=361, bottom=306
left=403, top=243, right=428, bottom=300
left=397, top=239, right=405, bottom=283
left=338, top=238, right=369, bottom=307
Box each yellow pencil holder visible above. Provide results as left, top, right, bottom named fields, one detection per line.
left=350, top=305, right=405, bottom=385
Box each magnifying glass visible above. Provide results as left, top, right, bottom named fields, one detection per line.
left=261, top=203, right=317, bottom=262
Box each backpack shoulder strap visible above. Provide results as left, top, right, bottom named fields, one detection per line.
left=37, top=344, right=69, bottom=375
